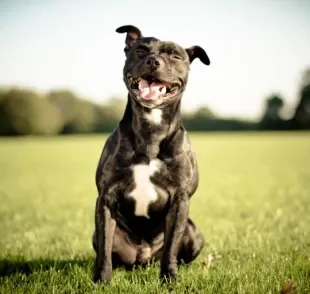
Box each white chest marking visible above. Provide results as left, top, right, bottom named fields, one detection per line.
left=129, top=159, right=161, bottom=218
left=144, top=109, right=162, bottom=125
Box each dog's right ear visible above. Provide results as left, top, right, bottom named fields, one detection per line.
left=186, top=46, right=210, bottom=65
left=116, top=25, right=142, bottom=55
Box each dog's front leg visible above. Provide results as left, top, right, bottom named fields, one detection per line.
left=160, top=196, right=189, bottom=281
left=94, top=195, right=116, bottom=283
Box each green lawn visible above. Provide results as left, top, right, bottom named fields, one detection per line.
left=0, top=133, right=309, bottom=294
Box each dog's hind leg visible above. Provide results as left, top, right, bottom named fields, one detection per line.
left=112, top=225, right=137, bottom=268
left=177, top=218, right=204, bottom=265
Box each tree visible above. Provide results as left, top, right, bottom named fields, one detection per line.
left=47, top=90, right=95, bottom=134
left=192, top=106, right=216, bottom=119
left=259, top=94, right=285, bottom=130
left=0, top=88, right=63, bottom=135
left=292, top=68, right=310, bottom=130
left=92, top=97, right=126, bottom=133
left=0, top=89, right=12, bottom=135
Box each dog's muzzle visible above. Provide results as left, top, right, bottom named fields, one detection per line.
left=126, top=74, right=180, bottom=102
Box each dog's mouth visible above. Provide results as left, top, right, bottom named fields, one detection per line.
left=127, top=74, right=180, bottom=101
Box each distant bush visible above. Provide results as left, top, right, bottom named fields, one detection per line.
left=92, top=98, right=125, bottom=133
left=0, top=88, right=63, bottom=135
left=47, top=90, right=95, bottom=134
left=0, top=87, right=127, bottom=136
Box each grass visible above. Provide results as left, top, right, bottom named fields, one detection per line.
left=0, top=132, right=309, bottom=294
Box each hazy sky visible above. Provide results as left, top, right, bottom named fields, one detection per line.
left=1, top=0, right=310, bottom=119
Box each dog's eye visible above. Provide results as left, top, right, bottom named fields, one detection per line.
left=135, top=49, right=147, bottom=56
left=172, top=55, right=181, bottom=60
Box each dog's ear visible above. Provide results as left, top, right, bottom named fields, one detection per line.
left=185, top=46, right=210, bottom=65
left=116, top=25, right=142, bottom=55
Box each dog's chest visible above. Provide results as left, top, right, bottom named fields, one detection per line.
left=128, top=159, right=162, bottom=218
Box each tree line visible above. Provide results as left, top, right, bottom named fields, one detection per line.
left=0, top=69, right=309, bottom=136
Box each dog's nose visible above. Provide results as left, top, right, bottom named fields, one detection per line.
left=145, top=56, right=162, bottom=70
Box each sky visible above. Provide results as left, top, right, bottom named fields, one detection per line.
left=0, top=0, right=310, bottom=119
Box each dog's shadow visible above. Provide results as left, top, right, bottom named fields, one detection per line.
left=0, top=256, right=155, bottom=278
left=0, top=257, right=93, bottom=278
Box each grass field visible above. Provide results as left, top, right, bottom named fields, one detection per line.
left=0, top=133, right=309, bottom=294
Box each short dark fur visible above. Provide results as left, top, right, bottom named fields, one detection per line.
left=93, top=25, right=210, bottom=283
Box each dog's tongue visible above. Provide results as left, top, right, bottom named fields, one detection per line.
left=139, top=79, right=167, bottom=100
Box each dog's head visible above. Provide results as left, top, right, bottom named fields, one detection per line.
left=116, top=25, right=210, bottom=108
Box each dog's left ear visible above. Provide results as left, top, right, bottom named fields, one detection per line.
left=186, top=46, right=210, bottom=65
left=116, top=25, right=142, bottom=55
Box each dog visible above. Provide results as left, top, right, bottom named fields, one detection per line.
left=93, top=25, right=210, bottom=283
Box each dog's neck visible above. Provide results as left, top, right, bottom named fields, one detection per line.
left=119, top=94, right=182, bottom=161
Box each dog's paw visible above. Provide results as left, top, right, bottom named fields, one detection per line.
left=160, top=264, right=178, bottom=283
left=93, top=270, right=112, bottom=284
left=93, top=264, right=112, bottom=284
left=94, top=257, right=113, bottom=283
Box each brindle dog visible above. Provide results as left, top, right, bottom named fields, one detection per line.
left=93, top=25, right=210, bottom=283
